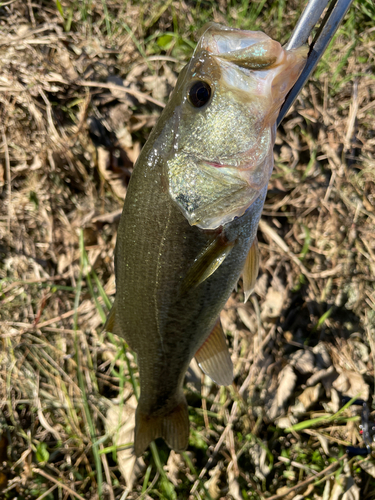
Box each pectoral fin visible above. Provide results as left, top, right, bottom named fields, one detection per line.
left=182, top=235, right=235, bottom=294
left=104, top=300, right=120, bottom=334
left=242, top=238, right=259, bottom=303
left=195, top=320, right=233, bottom=386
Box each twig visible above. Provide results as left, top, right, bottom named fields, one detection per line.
left=190, top=402, right=238, bottom=494
left=344, top=79, right=359, bottom=152
left=259, top=219, right=320, bottom=294
left=35, top=376, right=62, bottom=441
left=1, top=272, right=71, bottom=294
left=265, top=454, right=347, bottom=500
left=32, top=468, right=86, bottom=500
left=39, top=89, right=60, bottom=140
left=27, top=0, right=36, bottom=28
left=239, top=325, right=276, bottom=397
left=201, top=374, right=210, bottom=430
left=100, top=443, right=115, bottom=500
left=91, top=209, right=123, bottom=224
left=0, top=304, right=87, bottom=333
left=35, top=484, right=58, bottom=500
left=1, top=126, right=11, bottom=233
left=0, top=24, right=66, bottom=46
left=75, top=80, right=165, bottom=108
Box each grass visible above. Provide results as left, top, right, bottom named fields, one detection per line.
left=0, top=0, right=375, bottom=498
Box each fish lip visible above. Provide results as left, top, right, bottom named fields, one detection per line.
left=197, top=158, right=241, bottom=174
left=201, top=158, right=257, bottom=172
left=204, top=160, right=227, bottom=168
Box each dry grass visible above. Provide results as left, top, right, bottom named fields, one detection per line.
left=0, top=0, right=375, bottom=499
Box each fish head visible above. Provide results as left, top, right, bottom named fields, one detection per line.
left=166, top=23, right=308, bottom=230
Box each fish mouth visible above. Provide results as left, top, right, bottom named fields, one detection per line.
left=200, top=159, right=268, bottom=195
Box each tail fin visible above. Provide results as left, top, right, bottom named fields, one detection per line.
left=134, top=396, right=189, bottom=456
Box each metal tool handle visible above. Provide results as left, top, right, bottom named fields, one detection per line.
left=277, top=0, right=354, bottom=126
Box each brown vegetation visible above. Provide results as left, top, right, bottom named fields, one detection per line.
left=0, top=1, right=374, bottom=498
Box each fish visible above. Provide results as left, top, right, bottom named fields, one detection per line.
left=106, top=22, right=307, bottom=456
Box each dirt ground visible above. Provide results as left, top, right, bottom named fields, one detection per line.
left=0, top=1, right=375, bottom=499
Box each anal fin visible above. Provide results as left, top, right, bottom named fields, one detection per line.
left=242, top=237, right=259, bottom=303
left=195, top=320, right=233, bottom=386
left=182, top=235, right=235, bottom=294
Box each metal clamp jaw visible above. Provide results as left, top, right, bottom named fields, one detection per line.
left=277, top=0, right=354, bottom=126
left=342, top=397, right=375, bottom=456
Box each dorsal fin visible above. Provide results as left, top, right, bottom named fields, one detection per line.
left=195, top=320, right=233, bottom=386
left=242, top=237, right=259, bottom=303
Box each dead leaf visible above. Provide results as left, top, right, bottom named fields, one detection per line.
left=253, top=272, right=268, bottom=297
left=249, top=444, right=271, bottom=481
left=105, top=397, right=145, bottom=489
left=348, top=340, right=369, bottom=374
left=322, top=478, right=331, bottom=500
left=324, top=388, right=341, bottom=414
left=204, top=462, right=222, bottom=500
left=275, top=415, right=298, bottom=429
left=332, top=370, right=369, bottom=401
left=306, top=366, right=336, bottom=388
left=227, top=468, right=243, bottom=500
left=293, top=484, right=315, bottom=499
left=327, top=462, right=360, bottom=500
left=313, top=343, right=332, bottom=369
left=359, top=460, right=375, bottom=478
left=0, top=471, right=8, bottom=490
left=260, top=287, right=285, bottom=321
left=269, top=365, right=297, bottom=419
left=143, top=74, right=168, bottom=102
left=290, top=349, right=315, bottom=375
left=292, top=384, right=322, bottom=414
left=57, top=47, right=79, bottom=80
left=165, top=451, right=182, bottom=486
left=97, top=147, right=128, bottom=200
left=0, top=162, right=4, bottom=189
left=186, top=357, right=202, bottom=393
left=342, top=478, right=360, bottom=500
left=315, top=432, right=331, bottom=456
left=275, top=485, right=295, bottom=500
left=237, top=307, right=256, bottom=333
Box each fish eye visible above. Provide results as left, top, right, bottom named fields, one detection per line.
left=188, top=80, right=212, bottom=108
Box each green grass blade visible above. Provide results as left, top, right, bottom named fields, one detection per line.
left=75, top=230, right=103, bottom=498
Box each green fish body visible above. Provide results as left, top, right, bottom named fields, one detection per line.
left=108, top=23, right=307, bottom=455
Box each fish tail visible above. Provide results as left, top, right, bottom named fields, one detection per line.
left=134, top=395, right=189, bottom=456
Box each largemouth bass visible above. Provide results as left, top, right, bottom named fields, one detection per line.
left=107, top=23, right=307, bottom=456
